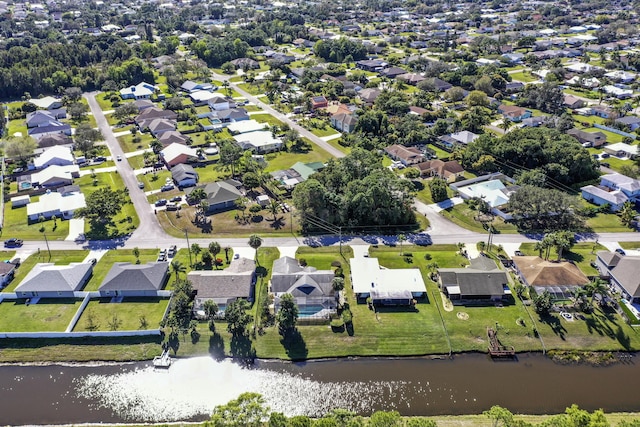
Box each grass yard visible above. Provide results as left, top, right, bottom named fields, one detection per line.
left=0, top=299, right=81, bottom=332
left=2, top=199, right=70, bottom=240
left=3, top=250, right=89, bottom=293
left=414, top=179, right=454, bottom=205
left=618, top=242, right=640, bottom=250
left=237, top=83, right=266, bottom=96
left=510, top=71, right=537, bottom=82
left=324, top=137, right=352, bottom=155
left=440, top=203, right=518, bottom=234
left=252, top=113, right=285, bottom=128
left=244, top=104, right=262, bottom=112
left=83, top=249, right=161, bottom=291
left=73, top=297, right=170, bottom=332
left=263, top=147, right=333, bottom=172
left=585, top=211, right=631, bottom=233
left=157, top=205, right=301, bottom=238
left=518, top=242, right=606, bottom=277
left=117, top=133, right=154, bottom=153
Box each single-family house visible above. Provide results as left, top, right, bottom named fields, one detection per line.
left=230, top=58, right=260, bottom=70
left=350, top=256, right=427, bottom=305
left=498, top=105, right=532, bottom=122
left=171, top=163, right=199, bottom=188
left=27, top=122, right=72, bottom=139
left=432, top=77, right=453, bottom=92
left=134, top=99, right=155, bottom=111
left=271, top=162, right=325, bottom=189
left=567, top=128, right=607, bottom=147
left=615, top=116, right=640, bottom=132
left=358, top=88, right=381, bottom=105
left=30, top=164, right=80, bottom=188
left=356, top=59, right=388, bottom=71
left=379, top=66, right=407, bottom=79
left=438, top=257, right=509, bottom=302
left=233, top=131, right=283, bottom=153
left=596, top=251, right=640, bottom=304
left=216, top=108, right=250, bottom=123
left=36, top=134, right=73, bottom=151
left=384, top=144, right=425, bottom=166
left=311, top=96, right=328, bottom=109
left=330, top=112, right=358, bottom=133
left=30, top=96, right=63, bottom=110
left=581, top=173, right=640, bottom=211
left=185, top=180, right=243, bottom=213
left=181, top=80, right=214, bottom=93
left=33, top=146, right=74, bottom=169
left=158, top=130, right=191, bottom=147
left=26, top=110, right=67, bottom=128
left=505, top=81, right=525, bottom=92
left=604, top=143, right=638, bottom=159
left=270, top=257, right=337, bottom=315
left=190, top=257, right=256, bottom=314
left=147, top=118, right=177, bottom=137
left=449, top=131, right=479, bottom=146
left=397, top=73, right=426, bottom=86
left=135, top=107, right=177, bottom=128
left=160, top=143, right=200, bottom=167
left=208, top=96, right=234, bottom=111
left=15, top=262, right=93, bottom=297
left=415, top=159, right=465, bottom=182
left=592, top=105, right=615, bottom=119
left=189, top=90, right=223, bottom=106
left=604, top=85, right=634, bottom=99
left=605, top=70, right=636, bottom=83
left=0, top=261, right=17, bottom=288
left=98, top=262, right=169, bottom=297
left=27, top=190, right=85, bottom=221
left=120, top=82, right=159, bottom=100
left=563, top=94, right=585, bottom=109
left=512, top=256, right=590, bottom=299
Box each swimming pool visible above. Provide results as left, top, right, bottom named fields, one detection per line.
left=298, top=305, right=325, bottom=317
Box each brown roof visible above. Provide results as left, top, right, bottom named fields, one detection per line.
left=513, top=256, right=590, bottom=287
left=415, top=159, right=464, bottom=178
left=499, top=104, right=526, bottom=116
left=384, top=144, right=423, bottom=162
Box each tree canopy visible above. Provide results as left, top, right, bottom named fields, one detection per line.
left=292, top=149, right=415, bottom=232
left=75, top=188, right=127, bottom=225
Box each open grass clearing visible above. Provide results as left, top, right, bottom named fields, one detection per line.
left=251, top=113, right=285, bottom=128
left=0, top=298, right=81, bottom=332
left=74, top=297, right=170, bottom=332
left=263, top=147, right=332, bottom=172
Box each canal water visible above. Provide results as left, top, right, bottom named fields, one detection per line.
left=0, top=353, right=639, bottom=425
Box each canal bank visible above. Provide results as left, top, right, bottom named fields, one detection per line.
left=2, top=353, right=640, bottom=425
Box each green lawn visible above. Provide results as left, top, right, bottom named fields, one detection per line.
left=117, top=133, right=154, bottom=153
left=324, top=137, right=352, bottom=155
left=440, top=203, right=518, bottom=234
left=83, top=249, right=161, bottom=291
left=237, top=83, right=266, bottom=96
left=510, top=71, right=537, bottom=82
left=618, top=242, right=640, bottom=250
left=264, top=147, right=333, bottom=172
left=585, top=211, right=632, bottom=233
left=518, top=242, right=606, bottom=277
left=3, top=199, right=70, bottom=240
left=251, top=113, right=285, bottom=128
left=74, top=298, right=170, bottom=332
left=0, top=299, right=82, bottom=332
left=3, top=250, right=89, bottom=293
left=414, top=179, right=454, bottom=205
left=139, top=169, right=172, bottom=191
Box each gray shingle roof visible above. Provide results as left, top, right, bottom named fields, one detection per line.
left=270, top=257, right=334, bottom=295
left=99, top=262, right=168, bottom=292
left=188, top=257, right=255, bottom=299
left=16, top=263, right=92, bottom=293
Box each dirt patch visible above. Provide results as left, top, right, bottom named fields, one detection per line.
left=457, top=311, right=469, bottom=320
left=440, top=293, right=454, bottom=312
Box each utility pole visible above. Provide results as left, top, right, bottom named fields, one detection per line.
left=43, top=232, right=51, bottom=261
left=184, top=229, right=192, bottom=266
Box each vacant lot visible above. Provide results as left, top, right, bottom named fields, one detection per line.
left=0, top=299, right=81, bottom=332
left=74, top=298, right=170, bottom=332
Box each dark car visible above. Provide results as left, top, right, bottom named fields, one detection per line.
left=170, top=196, right=182, bottom=202
left=4, top=238, right=23, bottom=248
left=615, top=248, right=626, bottom=255
left=155, top=199, right=168, bottom=207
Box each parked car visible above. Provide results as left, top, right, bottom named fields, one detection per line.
left=155, top=199, right=168, bottom=207
left=600, top=162, right=610, bottom=168
left=138, top=182, right=145, bottom=189
left=87, top=258, right=97, bottom=266
left=116, top=155, right=123, bottom=161
left=170, top=196, right=182, bottom=202
left=161, top=184, right=174, bottom=192
left=166, top=203, right=180, bottom=211
left=4, top=238, right=23, bottom=248
left=514, top=250, right=524, bottom=256
left=615, top=248, right=626, bottom=255
left=168, top=245, right=177, bottom=257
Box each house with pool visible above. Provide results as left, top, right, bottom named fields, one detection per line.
left=349, top=256, right=427, bottom=306
left=450, top=174, right=518, bottom=219
left=269, top=257, right=337, bottom=318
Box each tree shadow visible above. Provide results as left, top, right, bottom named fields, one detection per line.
left=615, top=325, right=632, bottom=350
left=230, top=332, right=255, bottom=361
left=208, top=332, right=226, bottom=360
left=269, top=217, right=285, bottom=230
left=345, top=321, right=355, bottom=337
left=539, top=314, right=567, bottom=340
left=280, top=328, right=308, bottom=360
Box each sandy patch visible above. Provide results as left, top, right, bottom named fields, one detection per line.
left=457, top=312, right=469, bottom=320
left=440, top=292, right=454, bottom=312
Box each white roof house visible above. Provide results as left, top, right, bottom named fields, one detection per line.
left=160, top=143, right=199, bottom=166
left=349, top=256, right=426, bottom=301
left=11, top=195, right=30, bottom=208
left=605, top=142, right=638, bottom=158
left=233, top=131, right=282, bottom=154
left=33, top=145, right=74, bottom=169
left=30, top=164, right=80, bottom=187
left=30, top=96, right=63, bottom=110
left=189, top=90, right=223, bottom=104
left=603, top=85, right=634, bottom=99
left=27, top=191, right=86, bottom=221
left=120, top=82, right=159, bottom=100
left=566, top=63, right=600, bottom=74
left=227, top=119, right=268, bottom=134
left=457, top=179, right=512, bottom=208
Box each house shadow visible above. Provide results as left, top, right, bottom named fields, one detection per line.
left=230, top=332, right=255, bottom=360
left=280, top=328, right=308, bottom=360
left=539, top=314, right=567, bottom=340
left=208, top=332, right=226, bottom=360
left=375, top=305, right=420, bottom=313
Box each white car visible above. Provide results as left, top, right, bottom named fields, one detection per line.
left=116, top=155, right=123, bottom=161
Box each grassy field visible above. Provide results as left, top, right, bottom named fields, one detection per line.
left=252, top=113, right=285, bottom=128
left=510, top=71, right=537, bottom=82
left=3, top=250, right=89, bottom=293
left=2, top=198, right=71, bottom=240
left=0, top=298, right=81, bottom=332
left=263, top=147, right=333, bottom=172
left=323, top=137, right=352, bottom=155
left=618, top=242, right=640, bottom=250
left=439, top=203, right=518, bottom=234
left=74, top=297, right=170, bottom=332
left=117, top=132, right=154, bottom=153
left=83, top=249, right=161, bottom=291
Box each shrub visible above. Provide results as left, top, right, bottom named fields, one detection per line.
left=342, top=309, right=353, bottom=324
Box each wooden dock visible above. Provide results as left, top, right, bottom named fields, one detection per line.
left=487, top=327, right=515, bottom=357
left=153, top=349, right=172, bottom=368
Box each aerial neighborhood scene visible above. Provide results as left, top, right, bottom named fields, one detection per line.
left=3, top=0, right=640, bottom=424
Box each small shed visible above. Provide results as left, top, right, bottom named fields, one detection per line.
left=256, top=194, right=270, bottom=207
left=11, top=195, right=30, bottom=208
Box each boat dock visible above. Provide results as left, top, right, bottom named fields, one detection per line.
left=153, top=349, right=172, bottom=368
left=487, top=327, right=515, bottom=357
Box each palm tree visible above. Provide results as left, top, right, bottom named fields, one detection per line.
left=248, top=234, right=263, bottom=264
left=500, top=118, right=512, bottom=133
left=331, top=277, right=345, bottom=292
left=188, top=187, right=207, bottom=204
left=224, top=246, right=231, bottom=264
left=267, top=200, right=281, bottom=221
left=171, top=259, right=186, bottom=283
left=478, top=241, right=486, bottom=253
left=222, top=80, right=231, bottom=97
left=398, top=233, right=406, bottom=255
left=191, top=243, right=202, bottom=264
left=133, top=247, right=140, bottom=264
left=209, top=241, right=221, bottom=269
left=585, top=279, right=610, bottom=307
left=534, top=241, right=544, bottom=258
